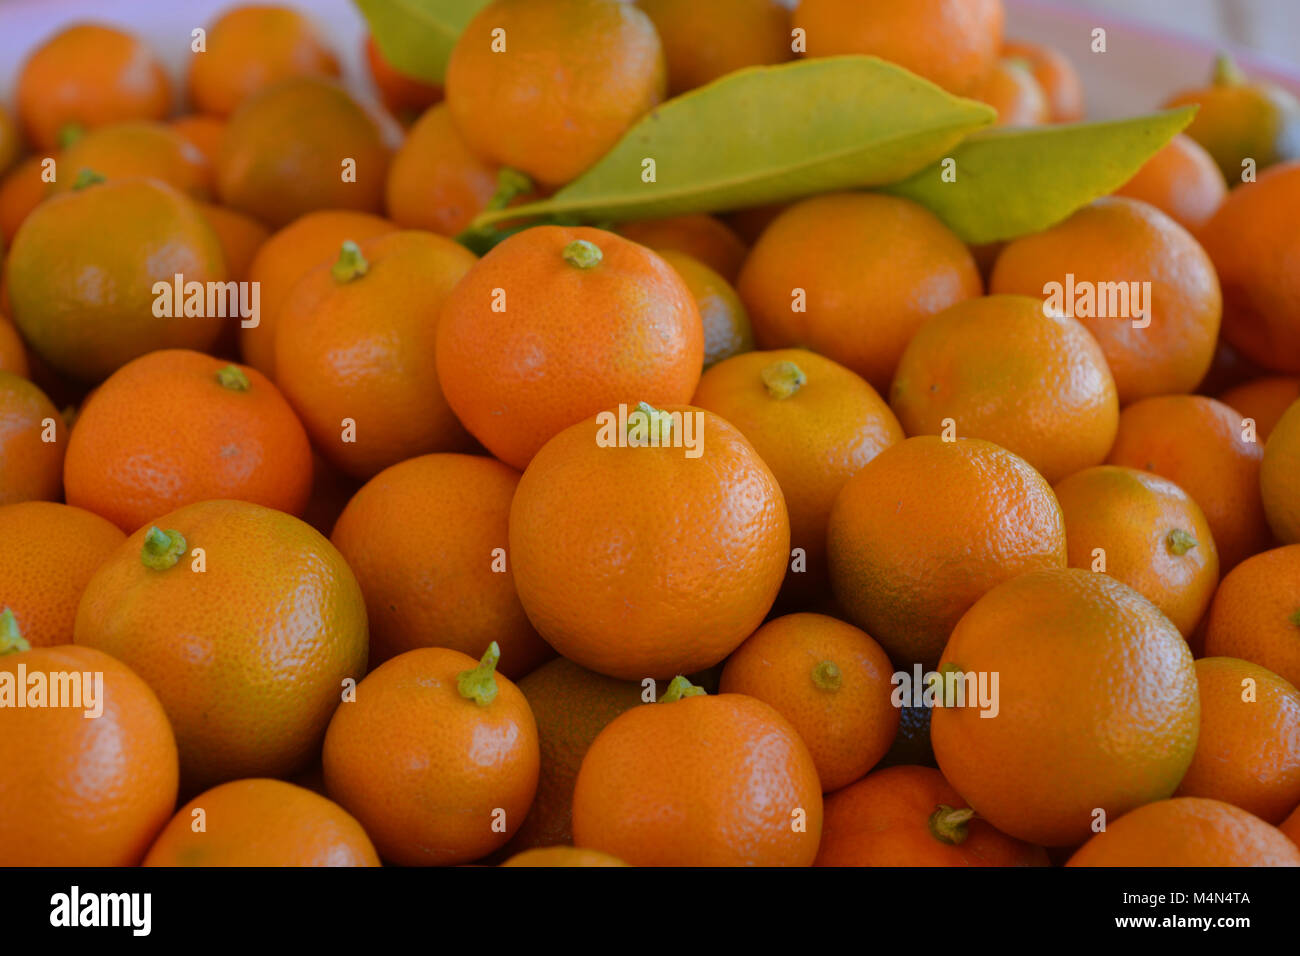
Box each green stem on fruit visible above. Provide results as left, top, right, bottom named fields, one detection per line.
left=928, top=805, right=975, bottom=845
left=1289, top=609, right=1300, bottom=629
left=761, top=360, right=807, bottom=399
left=215, top=365, right=250, bottom=391
left=330, top=240, right=369, bottom=283
left=1213, top=52, right=1247, bottom=86
left=141, top=527, right=186, bottom=571
left=72, top=168, right=105, bottom=190
left=0, top=609, right=30, bottom=656
left=659, top=675, right=705, bottom=702
left=562, top=239, right=602, bottom=269
left=811, top=659, right=842, bottom=692
left=57, top=123, right=85, bottom=149
left=1165, top=529, right=1197, bottom=556
left=458, top=641, right=501, bottom=707
left=627, top=400, right=673, bottom=445
left=486, top=168, right=534, bottom=211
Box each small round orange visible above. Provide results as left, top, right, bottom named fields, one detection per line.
left=364, top=33, right=443, bottom=124
left=1174, top=657, right=1300, bottom=823
left=1053, top=465, right=1218, bottom=638
left=794, top=0, right=1004, bottom=96
left=445, top=0, right=666, bottom=188
left=1105, top=394, right=1271, bottom=570
left=501, top=846, right=627, bottom=867
left=693, top=348, right=903, bottom=597
left=0, top=501, right=125, bottom=646
left=977, top=58, right=1049, bottom=126
left=719, top=613, right=899, bottom=792
left=814, top=765, right=1050, bottom=866
left=16, top=23, right=171, bottom=151
left=384, top=104, right=499, bottom=237
left=330, top=453, right=553, bottom=676
left=634, top=0, right=792, bottom=96
left=322, top=644, right=540, bottom=866
left=619, top=213, right=749, bottom=283
left=990, top=196, right=1222, bottom=405
left=0, top=638, right=179, bottom=866
left=51, top=121, right=213, bottom=198
left=932, top=568, right=1200, bottom=848
left=238, top=209, right=397, bottom=377
left=890, top=294, right=1118, bottom=483
left=1219, top=376, right=1300, bottom=441
left=655, top=249, right=754, bottom=369
left=1113, top=133, right=1227, bottom=234
left=274, top=232, right=477, bottom=479
left=1262, top=398, right=1300, bottom=543
left=827, top=436, right=1066, bottom=668
left=572, top=679, right=822, bottom=866
left=1068, top=797, right=1300, bottom=867
left=0, top=371, right=65, bottom=505
left=143, top=778, right=379, bottom=867
left=1001, top=39, right=1084, bottom=122
left=738, top=192, right=982, bottom=393
left=511, top=405, right=789, bottom=680
left=436, top=226, right=703, bottom=471
left=188, top=5, right=341, bottom=117
left=63, top=350, right=313, bottom=533
left=75, top=500, right=369, bottom=792
left=169, top=115, right=227, bottom=168
left=1204, top=545, right=1300, bottom=691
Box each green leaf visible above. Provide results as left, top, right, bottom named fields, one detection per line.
left=881, top=107, right=1197, bottom=244
left=354, top=0, right=490, bottom=85
left=469, top=56, right=995, bottom=228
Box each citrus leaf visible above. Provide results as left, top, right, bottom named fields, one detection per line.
left=881, top=107, right=1197, bottom=244
left=354, top=0, right=490, bottom=84
left=469, top=56, right=995, bottom=228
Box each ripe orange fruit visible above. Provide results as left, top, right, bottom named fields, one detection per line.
left=384, top=104, right=499, bottom=237
left=1198, top=161, right=1300, bottom=374
left=0, top=501, right=125, bottom=646
left=977, top=58, right=1049, bottom=126
left=1219, top=376, right=1300, bottom=440
left=737, top=193, right=982, bottom=392
left=143, top=778, right=379, bottom=867
left=1105, top=394, right=1271, bottom=570
left=0, top=317, right=29, bottom=378
left=814, top=765, right=1050, bottom=866
left=15, top=24, right=170, bottom=151
left=572, top=678, right=822, bottom=866
left=890, top=294, right=1118, bottom=483
left=74, top=500, right=368, bottom=791
left=217, top=77, right=394, bottom=228
left=1067, top=797, right=1300, bottom=866
left=719, top=613, right=899, bottom=792
left=322, top=644, right=540, bottom=866
left=51, top=121, right=213, bottom=199
left=274, top=231, right=476, bottom=479
left=634, top=0, right=792, bottom=96
left=445, top=0, right=666, bottom=188
left=1205, top=546, right=1300, bottom=691
left=169, top=114, right=227, bottom=168
left=827, top=436, right=1066, bottom=668
left=794, top=0, right=1004, bottom=96
left=693, top=348, right=903, bottom=598
left=990, top=196, right=1222, bottom=405
left=1174, top=657, right=1300, bottom=823
left=188, top=5, right=341, bottom=117
left=0, top=156, right=48, bottom=248
left=1163, top=54, right=1300, bottom=181
left=1113, top=133, right=1227, bottom=234
left=501, top=846, right=626, bottom=867
left=507, top=658, right=645, bottom=852
left=239, top=209, right=396, bottom=376
left=0, top=371, right=64, bottom=505
left=64, top=350, right=313, bottom=533
left=6, top=178, right=226, bottom=383
left=0, top=639, right=178, bottom=866
left=364, top=34, right=443, bottom=124
left=1262, top=399, right=1300, bottom=543
left=619, top=213, right=749, bottom=282
left=1001, top=39, right=1084, bottom=122
left=436, top=227, right=703, bottom=470
left=1053, top=465, right=1218, bottom=638
left=511, top=405, right=789, bottom=680
left=655, top=249, right=754, bottom=369
left=330, top=453, right=553, bottom=676
left=932, top=568, right=1200, bottom=848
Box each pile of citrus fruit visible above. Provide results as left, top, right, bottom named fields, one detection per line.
left=2, top=0, right=1300, bottom=868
